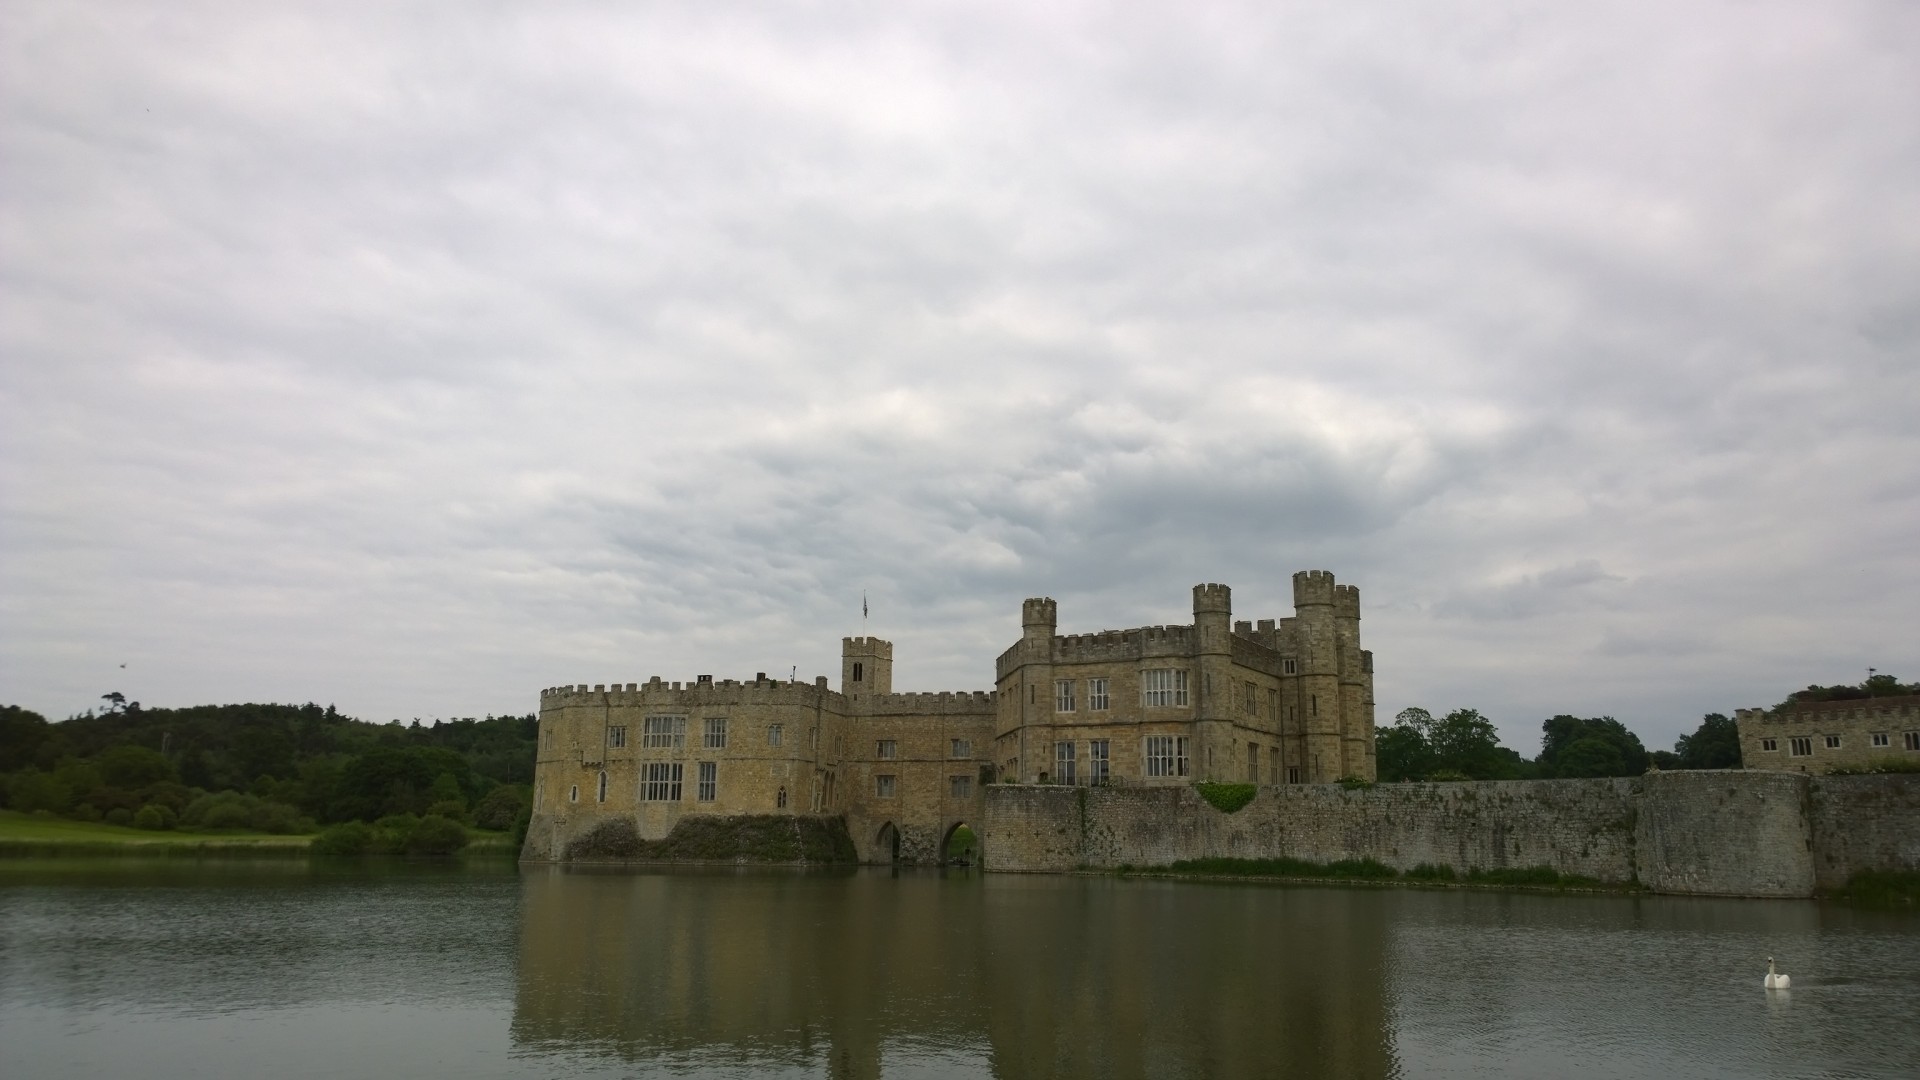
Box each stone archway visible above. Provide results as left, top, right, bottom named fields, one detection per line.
left=875, top=822, right=901, bottom=863
left=940, top=821, right=977, bottom=866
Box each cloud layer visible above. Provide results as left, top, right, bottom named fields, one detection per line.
left=5, top=1, right=1917, bottom=754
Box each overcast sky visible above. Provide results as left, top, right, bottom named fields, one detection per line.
left=3, top=2, right=1916, bottom=754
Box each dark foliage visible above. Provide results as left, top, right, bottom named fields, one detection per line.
left=563, top=815, right=857, bottom=863
left=1537, top=715, right=1649, bottom=778
left=0, top=700, right=536, bottom=831
left=1672, top=713, right=1742, bottom=770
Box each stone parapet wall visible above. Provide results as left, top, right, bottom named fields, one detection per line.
left=981, top=771, right=1919, bottom=897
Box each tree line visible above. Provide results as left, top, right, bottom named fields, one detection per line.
left=0, top=699, right=537, bottom=838
left=1374, top=672, right=1916, bottom=783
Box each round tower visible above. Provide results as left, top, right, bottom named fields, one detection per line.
left=1191, top=583, right=1233, bottom=780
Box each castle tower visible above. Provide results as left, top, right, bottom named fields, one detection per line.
left=1333, top=584, right=1372, bottom=780
left=842, top=637, right=892, bottom=699
left=1018, top=598, right=1057, bottom=779
left=1192, top=583, right=1233, bottom=782
left=1293, top=571, right=1344, bottom=783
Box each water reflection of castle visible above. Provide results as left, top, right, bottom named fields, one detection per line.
left=512, top=868, right=1396, bottom=1079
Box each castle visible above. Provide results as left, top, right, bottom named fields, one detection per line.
left=1735, top=695, right=1920, bottom=774
left=521, top=572, right=1376, bottom=864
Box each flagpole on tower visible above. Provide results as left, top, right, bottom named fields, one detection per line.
left=862, top=590, right=868, bottom=630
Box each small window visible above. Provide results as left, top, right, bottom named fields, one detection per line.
left=1905, top=732, right=1920, bottom=751
left=768, top=723, right=784, bottom=746
left=1283, top=658, right=1298, bottom=675
left=1055, top=741, right=1076, bottom=784
left=569, top=784, right=579, bottom=803
left=852, top=662, right=863, bottom=682
left=1789, top=737, right=1812, bottom=757
left=1286, top=766, right=1301, bottom=784
left=1311, top=695, right=1318, bottom=716
left=597, top=771, right=607, bottom=802
left=877, top=739, right=897, bottom=760
left=543, top=728, right=555, bottom=750
left=950, top=738, right=971, bottom=758
left=875, top=774, right=897, bottom=797
left=1247, top=742, right=1259, bottom=783
left=1244, top=681, right=1257, bottom=715
left=776, top=786, right=788, bottom=809
left=1088, top=740, right=1110, bottom=783
left=607, top=725, right=627, bottom=749
left=697, top=762, right=716, bottom=802
left=1055, top=680, right=1076, bottom=712
left=1871, top=732, right=1889, bottom=748
left=1088, top=677, right=1109, bottom=711
left=949, top=775, right=972, bottom=799
left=1267, top=688, right=1277, bottom=719
left=643, top=762, right=683, bottom=801
left=1761, top=738, right=1778, bottom=752
left=704, top=717, right=727, bottom=749
left=1824, top=735, right=1841, bottom=749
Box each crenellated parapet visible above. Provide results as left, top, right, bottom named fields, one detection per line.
left=1333, top=584, right=1361, bottom=621
left=855, top=690, right=999, bottom=717
left=540, top=675, right=835, bottom=709
left=1292, top=569, right=1337, bottom=607
left=1192, top=582, right=1231, bottom=614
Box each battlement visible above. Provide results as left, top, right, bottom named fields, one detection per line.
left=1293, top=569, right=1337, bottom=607
left=856, top=690, right=999, bottom=717
left=539, top=676, right=833, bottom=706
left=1022, top=597, right=1058, bottom=630
left=842, top=636, right=893, bottom=657
left=1737, top=696, right=1920, bottom=726
left=1192, top=582, right=1231, bottom=614
left=1333, top=583, right=1361, bottom=620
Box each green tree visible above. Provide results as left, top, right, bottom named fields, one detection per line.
left=96, top=745, right=178, bottom=789
left=1375, top=724, right=1433, bottom=782
left=1537, top=715, right=1648, bottom=777
left=0, top=705, right=50, bottom=771
left=1674, top=713, right=1742, bottom=770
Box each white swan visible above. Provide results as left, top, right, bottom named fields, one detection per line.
left=1765, top=956, right=1791, bottom=990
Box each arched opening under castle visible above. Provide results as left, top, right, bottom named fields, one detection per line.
left=940, top=821, right=976, bottom=866
left=875, top=822, right=901, bottom=863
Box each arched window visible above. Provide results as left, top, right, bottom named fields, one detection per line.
left=776, top=786, right=788, bottom=809
left=853, top=662, right=864, bottom=682
left=597, top=771, right=608, bottom=802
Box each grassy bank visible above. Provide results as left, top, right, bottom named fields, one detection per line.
left=1118, top=856, right=1630, bottom=892
left=0, top=810, right=518, bottom=859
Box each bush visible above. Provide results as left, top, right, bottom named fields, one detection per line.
left=425, top=799, right=471, bottom=825
left=473, top=785, right=528, bottom=830
left=405, top=814, right=470, bottom=856
left=1194, top=782, right=1257, bottom=813
left=6, top=771, right=72, bottom=814
left=73, top=803, right=103, bottom=822
left=1426, top=769, right=1471, bottom=783
left=1828, top=759, right=1920, bottom=776
left=1836, top=869, right=1920, bottom=906
left=1337, top=776, right=1375, bottom=790
left=1406, top=863, right=1457, bottom=881
left=132, top=805, right=170, bottom=831
left=312, top=821, right=374, bottom=857
left=180, top=791, right=314, bottom=834
left=105, top=807, right=134, bottom=826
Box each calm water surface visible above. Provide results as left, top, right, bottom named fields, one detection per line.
left=1, top=859, right=1916, bottom=1079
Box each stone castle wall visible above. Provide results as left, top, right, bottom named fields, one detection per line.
left=981, top=771, right=1919, bottom=897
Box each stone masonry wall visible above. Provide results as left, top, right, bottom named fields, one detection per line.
left=1807, top=773, right=1920, bottom=890
left=981, top=770, right=1919, bottom=897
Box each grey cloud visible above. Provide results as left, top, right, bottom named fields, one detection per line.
left=4, top=2, right=1917, bottom=754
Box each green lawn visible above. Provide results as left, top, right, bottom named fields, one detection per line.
left=0, top=810, right=310, bottom=846
left=0, top=811, right=520, bottom=858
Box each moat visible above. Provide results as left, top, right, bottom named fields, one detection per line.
left=3, top=861, right=1918, bottom=1079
